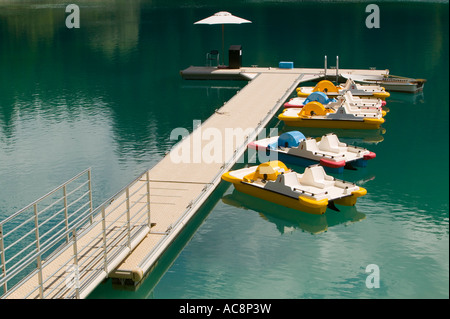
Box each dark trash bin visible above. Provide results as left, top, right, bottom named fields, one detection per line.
left=229, top=45, right=242, bottom=69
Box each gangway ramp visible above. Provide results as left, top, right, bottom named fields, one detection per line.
left=1, top=170, right=152, bottom=299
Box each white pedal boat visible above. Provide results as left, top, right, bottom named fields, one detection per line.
left=297, top=79, right=390, bottom=100
left=222, top=161, right=367, bottom=215
left=248, top=131, right=376, bottom=173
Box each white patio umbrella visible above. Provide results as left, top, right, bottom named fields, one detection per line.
left=194, top=11, right=251, bottom=66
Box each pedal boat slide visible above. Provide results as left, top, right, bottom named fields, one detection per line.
left=221, top=161, right=367, bottom=215
left=248, top=131, right=376, bottom=174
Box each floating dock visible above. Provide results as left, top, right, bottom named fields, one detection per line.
left=1, top=65, right=389, bottom=299
left=180, top=65, right=389, bottom=81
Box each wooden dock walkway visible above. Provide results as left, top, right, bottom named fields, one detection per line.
left=2, top=65, right=388, bottom=298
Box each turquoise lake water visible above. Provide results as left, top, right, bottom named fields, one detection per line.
left=0, top=0, right=448, bottom=299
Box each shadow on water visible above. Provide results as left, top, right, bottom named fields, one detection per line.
left=222, top=189, right=366, bottom=235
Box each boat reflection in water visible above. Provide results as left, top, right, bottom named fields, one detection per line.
left=222, top=189, right=366, bottom=235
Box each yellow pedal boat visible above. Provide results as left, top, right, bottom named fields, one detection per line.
left=278, top=97, right=385, bottom=130
left=297, top=79, right=390, bottom=100
left=221, top=161, right=367, bottom=215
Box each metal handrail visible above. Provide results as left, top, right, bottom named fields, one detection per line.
left=39, top=206, right=90, bottom=251
left=1, top=166, right=152, bottom=299
left=2, top=214, right=36, bottom=241
left=1, top=168, right=91, bottom=225
left=0, top=169, right=93, bottom=297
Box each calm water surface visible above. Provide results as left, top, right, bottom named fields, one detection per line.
left=0, top=0, right=448, bottom=299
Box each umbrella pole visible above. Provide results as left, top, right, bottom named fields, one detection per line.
left=221, top=24, right=224, bottom=66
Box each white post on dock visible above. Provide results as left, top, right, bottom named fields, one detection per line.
left=101, top=206, right=108, bottom=274
left=324, top=55, right=327, bottom=78
left=0, top=224, right=7, bottom=294
left=34, top=203, right=44, bottom=299
left=336, top=56, right=339, bottom=84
